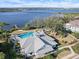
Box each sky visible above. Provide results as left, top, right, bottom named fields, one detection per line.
left=0, top=0, right=79, bottom=8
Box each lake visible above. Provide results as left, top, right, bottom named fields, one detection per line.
left=0, top=8, right=79, bottom=30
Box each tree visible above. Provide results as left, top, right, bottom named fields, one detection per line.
left=62, top=15, right=73, bottom=23
left=24, top=16, right=70, bottom=37
left=24, top=24, right=31, bottom=30
left=0, top=22, right=9, bottom=41
left=0, top=22, right=9, bottom=30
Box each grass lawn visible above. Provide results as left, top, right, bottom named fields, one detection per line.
left=72, top=32, right=79, bottom=39
left=38, top=54, right=55, bottom=59
left=57, top=48, right=71, bottom=59
left=64, top=13, right=79, bottom=17
left=38, top=48, right=70, bottom=59
left=72, top=43, right=79, bottom=54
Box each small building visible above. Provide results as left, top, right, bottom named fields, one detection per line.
left=65, top=20, right=79, bottom=32
left=10, top=30, right=58, bottom=58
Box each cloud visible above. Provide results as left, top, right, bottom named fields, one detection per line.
left=22, top=2, right=79, bottom=8
left=0, top=0, right=79, bottom=8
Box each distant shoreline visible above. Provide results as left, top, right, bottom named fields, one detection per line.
left=0, top=8, right=79, bottom=12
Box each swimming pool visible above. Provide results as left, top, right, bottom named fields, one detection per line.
left=18, top=32, right=33, bottom=39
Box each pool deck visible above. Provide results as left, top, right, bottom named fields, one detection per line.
left=11, top=29, right=41, bottom=35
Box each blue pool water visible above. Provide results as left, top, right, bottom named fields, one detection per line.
left=18, top=32, right=33, bottom=39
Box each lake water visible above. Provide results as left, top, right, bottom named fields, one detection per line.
left=0, top=8, right=79, bottom=30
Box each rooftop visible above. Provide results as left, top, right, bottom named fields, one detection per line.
left=10, top=30, right=58, bottom=58
left=67, top=20, right=79, bottom=27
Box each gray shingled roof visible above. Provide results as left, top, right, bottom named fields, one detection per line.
left=10, top=31, right=58, bottom=57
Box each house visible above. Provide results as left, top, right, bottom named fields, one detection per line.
left=10, top=30, right=58, bottom=58
left=65, top=20, right=79, bottom=32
